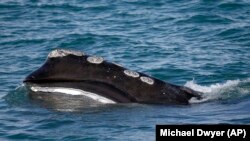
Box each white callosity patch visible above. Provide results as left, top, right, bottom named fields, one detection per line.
left=87, top=56, right=104, bottom=64
left=140, top=76, right=154, bottom=85
left=124, top=70, right=140, bottom=78
left=30, top=86, right=116, bottom=104
left=48, top=49, right=84, bottom=58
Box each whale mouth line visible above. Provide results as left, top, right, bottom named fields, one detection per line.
left=29, top=86, right=117, bottom=104
left=24, top=79, right=137, bottom=103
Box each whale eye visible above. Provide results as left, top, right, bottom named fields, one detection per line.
left=124, top=70, right=139, bottom=78
left=87, top=56, right=104, bottom=64
left=48, top=49, right=84, bottom=58
left=140, top=76, right=154, bottom=85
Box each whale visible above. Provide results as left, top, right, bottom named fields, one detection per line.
left=23, top=49, right=202, bottom=107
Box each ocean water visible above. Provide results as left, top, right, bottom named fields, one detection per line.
left=0, top=0, right=250, bottom=140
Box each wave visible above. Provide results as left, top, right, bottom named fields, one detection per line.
left=185, top=78, right=250, bottom=103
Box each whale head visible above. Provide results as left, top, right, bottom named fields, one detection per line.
left=24, top=49, right=202, bottom=108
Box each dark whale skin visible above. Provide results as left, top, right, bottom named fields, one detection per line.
left=24, top=49, right=202, bottom=105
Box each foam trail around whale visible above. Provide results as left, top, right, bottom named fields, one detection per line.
left=185, top=78, right=250, bottom=103
left=30, top=86, right=116, bottom=104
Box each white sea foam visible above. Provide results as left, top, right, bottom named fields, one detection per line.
left=185, top=78, right=250, bottom=103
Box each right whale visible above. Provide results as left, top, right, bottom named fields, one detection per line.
left=23, top=49, right=202, bottom=106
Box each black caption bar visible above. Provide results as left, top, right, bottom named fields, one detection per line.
left=156, top=125, right=249, bottom=141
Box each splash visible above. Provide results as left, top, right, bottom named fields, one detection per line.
left=185, top=78, right=250, bottom=103
left=4, top=84, right=30, bottom=106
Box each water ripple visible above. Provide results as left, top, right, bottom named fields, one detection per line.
left=0, top=0, right=250, bottom=140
